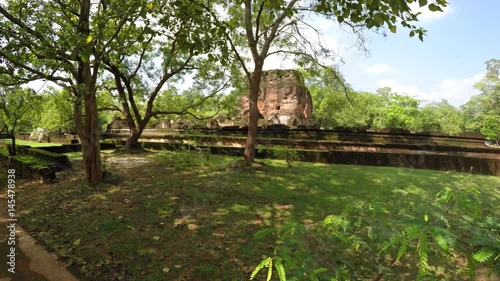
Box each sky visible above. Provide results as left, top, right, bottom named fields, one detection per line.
left=264, top=0, right=500, bottom=108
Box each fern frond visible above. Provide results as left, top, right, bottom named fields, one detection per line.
left=274, top=257, right=287, bottom=281
left=472, top=248, right=495, bottom=263
left=428, top=226, right=455, bottom=253
left=397, top=238, right=409, bottom=261
left=417, top=231, right=429, bottom=277
left=250, top=257, right=272, bottom=280
left=266, top=258, right=273, bottom=281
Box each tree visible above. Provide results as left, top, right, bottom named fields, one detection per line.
left=305, top=67, right=383, bottom=129
left=461, top=59, right=500, bottom=132
left=0, top=0, right=167, bottom=184
left=475, top=59, right=500, bottom=114
left=416, top=100, right=463, bottom=134
left=373, top=87, right=421, bottom=130
left=481, top=114, right=500, bottom=145
left=460, top=94, right=489, bottom=132
left=0, top=86, right=41, bottom=155
left=100, top=1, right=228, bottom=152
left=191, top=0, right=448, bottom=166
left=38, top=88, right=76, bottom=133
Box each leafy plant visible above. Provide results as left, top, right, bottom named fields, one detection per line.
left=172, top=143, right=211, bottom=169
left=250, top=222, right=311, bottom=281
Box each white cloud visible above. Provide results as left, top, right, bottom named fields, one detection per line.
left=375, top=72, right=484, bottom=107
left=409, top=2, right=452, bottom=23
left=365, top=64, right=398, bottom=74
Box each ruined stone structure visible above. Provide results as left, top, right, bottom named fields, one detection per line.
left=240, top=69, right=313, bottom=127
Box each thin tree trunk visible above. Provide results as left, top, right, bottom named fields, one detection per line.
left=10, top=135, right=16, bottom=156
left=243, top=69, right=263, bottom=166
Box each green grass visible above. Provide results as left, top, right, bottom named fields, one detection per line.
left=14, top=150, right=500, bottom=281
left=0, top=139, right=62, bottom=147
left=63, top=151, right=83, bottom=160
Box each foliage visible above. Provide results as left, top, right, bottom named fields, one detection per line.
left=100, top=0, right=231, bottom=151
left=0, top=86, right=41, bottom=155
left=36, top=88, right=75, bottom=133
left=416, top=100, right=463, bottom=134
left=191, top=0, right=448, bottom=165
left=480, top=114, right=500, bottom=142
left=251, top=222, right=310, bottom=281
left=461, top=59, right=500, bottom=132
left=0, top=86, right=41, bottom=134
left=306, top=72, right=465, bottom=134
left=304, top=68, right=381, bottom=129
left=373, top=87, right=421, bottom=130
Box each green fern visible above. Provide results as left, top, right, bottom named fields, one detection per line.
left=250, top=256, right=287, bottom=281
left=251, top=257, right=272, bottom=280
left=472, top=248, right=495, bottom=263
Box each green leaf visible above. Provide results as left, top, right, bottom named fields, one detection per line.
left=418, top=32, right=424, bottom=41
left=428, top=3, right=442, bottom=12
left=253, top=228, right=274, bottom=239
left=409, top=31, right=415, bottom=38
left=418, top=0, right=428, bottom=7
left=73, top=239, right=81, bottom=246
left=389, top=25, right=397, bottom=33
left=86, top=35, right=92, bottom=44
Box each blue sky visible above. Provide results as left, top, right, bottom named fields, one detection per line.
left=334, top=0, right=500, bottom=107
left=262, top=0, right=500, bottom=107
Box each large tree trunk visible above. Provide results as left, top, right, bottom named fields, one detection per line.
left=124, top=117, right=150, bottom=153
left=243, top=69, right=263, bottom=166
left=82, top=92, right=102, bottom=185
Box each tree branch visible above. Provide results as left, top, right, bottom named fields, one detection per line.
left=151, top=79, right=230, bottom=119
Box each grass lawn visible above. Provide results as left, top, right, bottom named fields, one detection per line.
left=11, top=150, right=500, bottom=281
left=0, top=139, right=63, bottom=147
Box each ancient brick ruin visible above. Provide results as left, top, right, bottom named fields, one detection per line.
left=240, top=69, right=313, bottom=127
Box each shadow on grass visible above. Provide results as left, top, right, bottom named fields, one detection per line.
left=13, top=150, right=500, bottom=281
